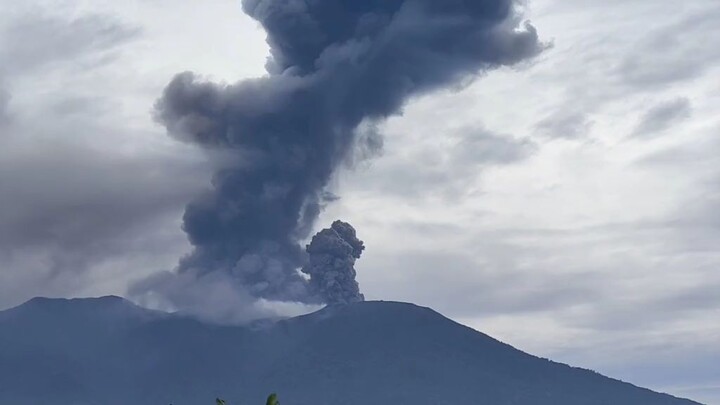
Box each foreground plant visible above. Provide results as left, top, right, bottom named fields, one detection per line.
left=213, top=393, right=278, bottom=405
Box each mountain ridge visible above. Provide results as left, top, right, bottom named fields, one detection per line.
left=0, top=296, right=703, bottom=405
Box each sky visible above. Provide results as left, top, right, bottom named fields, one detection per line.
left=0, top=0, right=718, bottom=403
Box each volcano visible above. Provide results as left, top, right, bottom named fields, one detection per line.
left=0, top=297, right=702, bottom=404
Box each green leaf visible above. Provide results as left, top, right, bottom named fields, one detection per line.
left=266, top=393, right=279, bottom=405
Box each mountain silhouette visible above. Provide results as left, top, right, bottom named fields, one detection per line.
left=0, top=297, right=702, bottom=404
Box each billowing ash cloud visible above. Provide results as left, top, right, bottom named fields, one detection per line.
left=135, top=0, right=543, bottom=317
left=303, top=220, right=365, bottom=305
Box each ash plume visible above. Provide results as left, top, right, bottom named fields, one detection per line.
left=133, top=0, right=544, bottom=319
left=303, top=221, right=365, bottom=305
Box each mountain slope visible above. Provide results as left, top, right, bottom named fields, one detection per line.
left=0, top=297, right=703, bottom=405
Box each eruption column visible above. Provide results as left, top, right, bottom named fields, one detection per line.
left=302, top=221, right=365, bottom=305
left=138, top=0, right=544, bottom=314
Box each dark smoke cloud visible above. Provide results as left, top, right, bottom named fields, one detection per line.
left=303, top=220, right=365, bottom=305
left=138, top=0, right=543, bottom=315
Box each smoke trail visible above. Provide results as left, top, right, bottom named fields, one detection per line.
left=134, top=0, right=543, bottom=318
